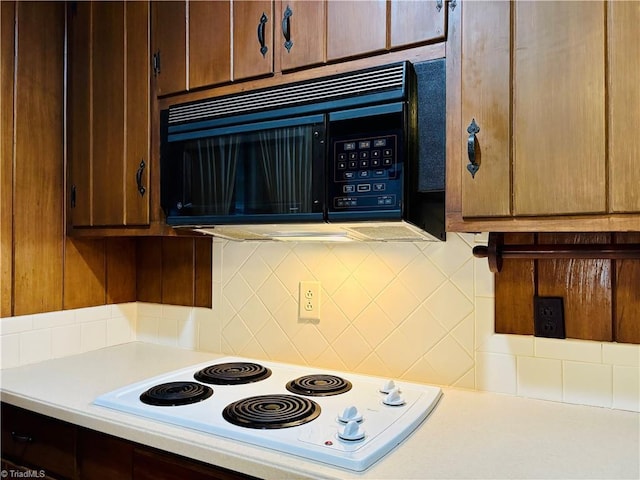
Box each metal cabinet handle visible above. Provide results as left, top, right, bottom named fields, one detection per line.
left=257, top=13, right=268, bottom=58
left=11, top=431, right=33, bottom=443
left=282, top=5, right=293, bottom=52
left=136, top=159, right=146, bottom=196
left=467, top=118, right=480, bottom=178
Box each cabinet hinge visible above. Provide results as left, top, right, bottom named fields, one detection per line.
left=152, top=51, right=161, bottom=76
left=436, top=0, right=443, bottom=12
left=449, top=0, right=457, bottom=11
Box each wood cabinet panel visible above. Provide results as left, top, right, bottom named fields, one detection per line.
left=64, top=238, right=107, bottom=310
left=136, top=237, right=163, bottom=304
left=233, top=0, right=273, bottom=81
left=79, top=429, right=133, bottom=480
left=460, top=0, right=510, bottom=218
left=106, top=238, right=137, bottom=304
left=189, top=1, right=231, bottom=89
left=389, top=0, right=445, bottom=48
left=327, top=0, right=386, bottom=61
left=277, top=0, right=326, bottom=72
left=13, top=1, right=65, bottom=316
left=1, top=1, right=15, bottom=317
left=161, top=237, right=196, bottom=306
left=513, top=2, right=606, bottom=216
left=614, top=233, right=640, bottom=344
left=608, top=1, right=640, bottom=214
left=152, top=1, right=186, bottom=96
left=195, top=237, right=212, bottom=308
left=1, top=404, right=77, bottom=479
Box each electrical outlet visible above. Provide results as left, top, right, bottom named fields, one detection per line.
left=534, top=296, right=565, bottom=339
left=299, top=281, right=320, bottom=322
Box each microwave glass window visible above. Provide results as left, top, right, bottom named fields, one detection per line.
left=181, top=125, right=314, bottom=216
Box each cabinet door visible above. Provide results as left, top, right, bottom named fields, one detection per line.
left=152, top=1, right=186, bottom=95
left=189, top=0, right=231, bottom=89
left=327, top=0, right=386, bottom=61
left=513, top=1, right=605, bottom=216
left=277, top=0, right=326, bottom=71
left=389, top=0, right=445, bottom=48
left=233, top=0, right=273, bottom=81
left=609, top=1, right=640, bottom=213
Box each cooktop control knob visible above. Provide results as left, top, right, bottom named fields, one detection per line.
left=383, top=387, right=406, bottom=406
left=380, top=379, right=396, bottom=393
left=338, top=420, right=365, bottom=441
left=337, top=405, right=363, bottom=423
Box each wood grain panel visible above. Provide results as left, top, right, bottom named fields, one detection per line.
left=494, top=234, right=535, bottom=335
left=189, top=0, right=231, bottom=89
left=64, top=238, right=106, bottom=310
left=327, top=0, right=386, bottom=61
left=136, top=237, right=163, bottom=303
left=460, top=0, right=511, bottom=217
left=125, top=0, right=150, bottom=225
left=277, top=0, right=326, bottom=72
left=538, top=233, right=612, bottom=342
left=13, top=1, right=65, bottom=316
left=232, top=0, right=273, bottom=81
left=161, top=237, right=194, bottom=306
left=106, top=238, right=136, bottom=304
left=194, top=237, right=212, bottom=308
left=152, top=1, right=186, bottom=95
left=513, top=2, right=606, bottom=215
left=389, top=0, right=445, bottom=48
left=0, top=1, right=15, bottom=316
left=92, top=1, right=125, bottom=226
left=608, top=1, right=640, bottom=213
left=78, top=429, right=133, bottom=480
left=66, top=1, right=92, bottom=227
left=614, top=233, right=640, bottom=343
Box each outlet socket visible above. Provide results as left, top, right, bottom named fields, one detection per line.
left=298, top=281, right=321, bottom=322
left=534, top=296, right=565, bottom=339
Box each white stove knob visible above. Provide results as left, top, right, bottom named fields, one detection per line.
left=380, top=379, right=396, bottom=393
left=338, top=420, right=365, bottom=441
left=337, top=405, right=363, bottom=423
left=383, top=387, right=406, bottom=406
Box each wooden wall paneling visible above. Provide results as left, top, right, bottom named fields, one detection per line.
left=326, top=0, right=386, bottom=61
left=136, top=237, right=163, bottom=303
left=189, top=0, right=231, bottom=89
left=614, top=233, right=640, bottom=343
left=152, top=1, right=186, bottom=96
left=161, top=237, right=195, bottom=306
left=232, top=0, right=273, bottom=81
left=0, top=1, right=15, bottom=316
left=12, top=1, right=65, bottom=316
left=538, top=233, right=612, bottom=342
left=63, top=238, right=106, bottom=310
left=105, top=238, right=136, bottom=304
left=494, top=233, right=535, bottom=335
left=194, top=237, right=212, bottom=308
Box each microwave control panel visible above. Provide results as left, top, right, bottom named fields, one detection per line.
left=329, top=134, right=402, bottom=212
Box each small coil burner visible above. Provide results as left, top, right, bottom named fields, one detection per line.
left=285, top=374, right=352, bottom=397
left=194, top=362, right=272, bottom=385
left=139, top=382, right=213, bottom=406
left=223, top=394, right=321, bottom=429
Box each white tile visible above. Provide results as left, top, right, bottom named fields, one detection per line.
left=535, top=338, right=602, bottom=363
left=224, top=274, right=253, bottom=312
left=106, top=316, right=135, bottom=346
left=377, top=328, right=424, bottom=378
left=352, top=303, right=394, bottom=348
left=373, top=242, right=420, bottom=276
left=292, top=325, right=329, bottom=364
left=331, top=243, right=372, bottom=271
left=255, top=320, right=303, bottom=365
left=451, top=313, right=474, bottom=356
left=0, top=315, right=33, bottom=335
left=308, top=251, right=350, bottom=295
left=273, top=296, right=303, bottom=339
left=398, top=255, right=447, bottom=302
left=426, top=232, right=473, bottom=277
left=563, top=361, right=612, bottom=408
left=425, top=335, right=474, bottom=385
left=221, top=242, right=259, bottom=284
left=81, top=320, right=107, bottom=352
left=330, top=326, right=371, bottom=370
left=517, top=356, right=562, bottom=402
left=112, top=302, right=137, bottom=320
left=612, top=366, right=640, bottom=412
left=137, top=302, right=163, bottom=317
left=273, top=251, right=313, bottom=296
left=333, top=277, right=372, bottom=321
left=136, top=315, right=159, bottom=343
left=450, top=258, right=475, bottom=301
left=474, top=296, right=496, bottom=350
left=424, top=281, right=473, bottom=331
left=222, top=316, right=254, bottom=353
left=75, top=305, right=112, bottom=322
left=474, top=256, right=495, bottom=298
left=478, top=333, right=534, bottom=357
left=157, top=318, right=178, bottom=346
left=1, top=334, right=21, bottom=369
left=212, top=240, right=224, bottom=285
left=238, top=296, right=271, bottom=334
left=178, top=315, right=198, bottom=350
left=240, top=253, right=272, bottom=291
left=453, top=368, right=476, bottom=390
left=315, top=297, right=349, bottom=344
left=52, top=324, right=82, bottom=358
left=476, top=352, right=517, bottom=395
left=603, top=343, right=640, bottom=367
left=352, top=254, right=395, bottom=298
left=33, top=310, right=75, bottom=329
left=399, top=305, right=447, bottom=354
left=197, top=309, right=221, bottom=353
left=20, top=329, right=52, bottom=365
left=256, top=274, right=290, bottom=314
left=161, top=305, right=192, bottom=321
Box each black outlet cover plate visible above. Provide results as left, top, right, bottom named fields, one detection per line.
left=534, top=296, right=566, bottom=339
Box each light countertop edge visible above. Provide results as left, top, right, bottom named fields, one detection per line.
left=1, top=342, right=639, bottom=480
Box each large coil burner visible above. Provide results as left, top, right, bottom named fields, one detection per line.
left=285, top=374, right=352, bottom=397
left=194, top=362, right=271, bottom=385
left=222, top=394, right=321, bottom=429
left=139, top=381, right=213, bottom=406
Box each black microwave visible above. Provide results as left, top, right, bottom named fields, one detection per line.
left=160, top=60, right=445, bottom=241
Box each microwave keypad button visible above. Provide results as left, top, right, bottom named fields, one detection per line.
left=359, top=159, right=369, bottom=168
left=357, top=184, right=371, bottom=192
left=374, top=169, right=385, bottom=177
left=349, top=152, right=358, bottom=160
left=383, top=149, right=393, bottom=157
left=371, top=150, right=381, bottom=159
left=358, top=170, right=370, bottom=178
left=338, top=153, right=347, bottom=161
left=359, top=141, right=371, bottom=149
left=343, top=185, right=355, bottom=193
left=383, top=158, right=393, bottom=166
left=374, top=139, right=387, bottom=148
left=359, top=151, right=369, bottom=160
left=372, top=159, right=381, bottom=168
left=337, top=161, right=347, bottom=170
left=344, top=171, right=355, bottom=179
left=344, top=142, right=356, bottom=151
left=348, top=160, right=358, bottom=169
left=373, top=183, right=385, bottom=191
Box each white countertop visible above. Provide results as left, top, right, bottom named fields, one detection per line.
left=1, top=342, right=638, bottom=479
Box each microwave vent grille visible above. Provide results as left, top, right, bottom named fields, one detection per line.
left=168, top=63, right=406, bottom=124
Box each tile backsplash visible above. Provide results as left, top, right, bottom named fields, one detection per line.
left=1, top=233, right=638, bottom=412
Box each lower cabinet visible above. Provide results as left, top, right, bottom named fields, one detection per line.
left=1, top=403, right=259, bottom=480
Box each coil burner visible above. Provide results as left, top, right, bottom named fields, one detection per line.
left=286, top=374, right=352, bottom=397
left=139, top=381, right=213, bottom=406
left=222, top=394, right=321, bottom=429
left=194, top=362, right=272, bottom=385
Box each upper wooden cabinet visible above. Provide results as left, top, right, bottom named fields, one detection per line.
left=68, top=1, right=150, bottom=228
left=448, top=1, right=640, bottom=232
left=152, top=0, right=446, bottom=96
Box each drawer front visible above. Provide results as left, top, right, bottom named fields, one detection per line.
left=1, top=403, right=77, bottom=479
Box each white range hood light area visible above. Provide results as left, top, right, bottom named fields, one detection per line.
left=189, top=221, right=441, bottom=242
